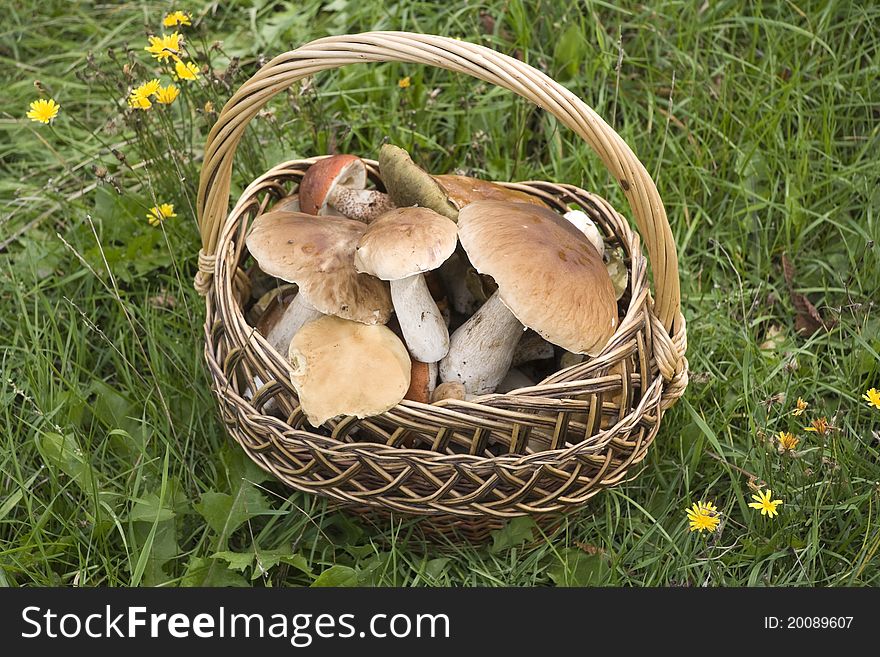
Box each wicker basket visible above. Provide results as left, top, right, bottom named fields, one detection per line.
left=194, top=32, right=689, bottom=543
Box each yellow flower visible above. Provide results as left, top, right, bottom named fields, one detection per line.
left=173, top=59, right=200, bottom=81
left=26, top=98, right=60, bottom=124
left=804, top=417, right=830, bottom=435
left=777, top=431, right=799, bottom=453
left=748, top=489, right=783, bottom=518
left=154, top=84, right=180, bottom=105
left=163, top=11, right=192, bottom=27
left=792, top=397, right=808, bottom=416
left=145, top=32, right=182, bottom=60
left=864, top=388, right=880, bottom=411
left=685, top=501, right=720, bottom=533
left=127, top=88, right=152, bottom=110
left=147, top=203, right=177, bottom=226
left=398, top=76, right=411, bottom=89
left=136, top=79, right=162, bottom=97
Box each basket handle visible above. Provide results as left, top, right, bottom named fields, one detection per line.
left=197, top=31, right=682, bottom=334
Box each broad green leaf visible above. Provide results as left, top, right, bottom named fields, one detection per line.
left=35, top=432, right=95, bottom=495
left=553, top=23, right=587, bottom=80
left=182, top=556, right=249, bottom=587
left=490, top=516, right=537, bottom=554
left=311, top=565, right=358, bottom=587
left=212, top=551, right=254, bottom=573
left=547, top=548, right=611, bottom=587
left=195, top=484, right=273, bottom=537
left=129, top=492, right=176, bottom=523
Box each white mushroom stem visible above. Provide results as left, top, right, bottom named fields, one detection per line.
left=328, top=186, right=395, bottom=222
left=264, top=294, right=322, bottom=353
left=390, top=274, right=449, bottom=363
left=439, top=291, right=525, bottom=395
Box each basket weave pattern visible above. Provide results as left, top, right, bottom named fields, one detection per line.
left=195, top=33, right=689, bottom=537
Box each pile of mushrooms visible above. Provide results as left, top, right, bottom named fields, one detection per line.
left=244, top=145, right=627, bottom=435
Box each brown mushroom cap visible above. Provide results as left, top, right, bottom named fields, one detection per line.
left=457, top=200, right=618, bottom=355
left=288, top=315, right=411, bottom=426
left=298, top=155, right=366, bottom=215
left=245, top=210, right=392, bottom=325
left=434, top=174, right=549, bottom=210
left=354, top=207, right=458, bottom=281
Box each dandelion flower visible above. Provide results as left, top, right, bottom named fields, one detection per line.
left=137, top=79, right=162, bottom=97
left=792, top=397, right=808, bottom=416
left=777, top=431, right=799, bottom=453
left=864, top=388, right=880, bottom=411
left=127, top=88, right=152, bottom=110
left=145, top=32, right=182, bottom=60
left=155, top=84, right=180, bottom=105
left=26, top=98, right=60, bottom=124
left=748, top=489, right=783, bottom=518
left=398, top=76, right=411, bottom=89
left=804, top=417, right=830, bottom=435
left=174, top=59, right=200, bottom=81
left=147, top=203, right=177, bottom=227
left=163, top=11, right=192, bottom=27
left=685, top=501, right=720, bottom=533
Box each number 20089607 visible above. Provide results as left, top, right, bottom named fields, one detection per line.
left=764, top=617, right=853, bottom=629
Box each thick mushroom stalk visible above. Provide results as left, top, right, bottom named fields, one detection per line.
left=439, top=292, right=524, bottom=395
left=264, top=293, right=322, bottom=353
left=328, top=186, right=395, bottom=223
left=390, top=274, right=449, bottom=363
left=354, top=207, right=459, bottom=364
left=441, top=201, right=618, bottom=395
left=299, top=154, right=394, bottom=223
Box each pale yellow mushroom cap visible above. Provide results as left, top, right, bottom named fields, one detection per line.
left=457, top=200, right=618, bottom=356
left=245, top=210, right=392, bottom=325
left=288, top=315, right=411, bottom=426
left=354, top=207, right=458, bottom=280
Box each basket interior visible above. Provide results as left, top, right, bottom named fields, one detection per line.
left=200, top=158, right=670, bottom=521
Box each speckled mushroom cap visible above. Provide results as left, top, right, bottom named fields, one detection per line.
left=245, top=210, right=392, bottom=324
left=298, top=155, right=366, bottom=215
left=457, top=200, right=618, bottom=355
left=288, top=315, right=411, bottom=426
left=353, top=207, right=458, bottom=281
left=433, top=174, right=549, bottom=210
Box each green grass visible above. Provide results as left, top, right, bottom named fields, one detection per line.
left=1, top=0, right=879, bottom=587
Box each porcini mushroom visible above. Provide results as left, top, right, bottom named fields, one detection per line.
left=288, top=315, right=411, bottom=426
left=404, top=360, right=439, bottom=403
left=299, top=155, right=394, bottom=222
left=272, top=194, right=301, bottom=213
left=354, top=207, right=458, bottom=363
left=434, top=174, right=549, bottom=210
left=439, top=201, right=618, bottom=395
left=245, top=211, right=393, bottom=352
left=563, top=209, right=604, bottom=257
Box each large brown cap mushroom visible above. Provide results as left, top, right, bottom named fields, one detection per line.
left=439, top=200, right=617, bottom=394
left=354, top=207, right=458, bottom=363
left=288, top=315, right=411, bottom=426
left=245, top=211, right=393, bottom=346
left=459, top=200, right=616, bottom=354
left=299, top=155, right=393, bottom=222
left=433, top=174, right=549, bottom=210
